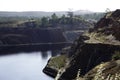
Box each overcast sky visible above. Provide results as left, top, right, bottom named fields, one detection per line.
left=0, top=0, right=120, bottom=12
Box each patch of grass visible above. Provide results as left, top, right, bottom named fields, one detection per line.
left=48, top=55, right=67, bottom=69
left=112, top=51, right=120, bottom=60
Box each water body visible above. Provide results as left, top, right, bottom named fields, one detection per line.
left=0, top=51, right=58, bottom=80
left=0, top=43, right=72, bottom=80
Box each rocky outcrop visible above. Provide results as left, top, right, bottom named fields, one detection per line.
left=43, top=49, right=69, bottom=78
left=95, top=9, right=120, bottom=41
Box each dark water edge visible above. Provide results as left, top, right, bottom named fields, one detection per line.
left=0, top=43, right=72, bottom=55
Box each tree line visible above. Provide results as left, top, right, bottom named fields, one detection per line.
left=37, top=12, right=84, bottom=27
left=0, top=12, right=104, bottom=28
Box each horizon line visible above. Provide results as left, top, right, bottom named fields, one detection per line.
left=0, top=9, right=106, bottom=13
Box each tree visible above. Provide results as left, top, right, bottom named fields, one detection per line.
left=67, top=11, right=74, bottom=24
left=51, top=13, right=58, bottom=20
left=60, top=14, right=66, bottom=24
left=67, top=11, right=73, bottom=18
left=51, top=13, right=58, bottom=26
left=41, top=17, right=49, bottom=27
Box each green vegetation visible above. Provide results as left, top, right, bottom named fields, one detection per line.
left=48, top=55, right=67, bottom=69
left=112, top=51, right=120, bottom=60
left=39, top=12, right=86, bottom=27
left=0, top=11, right=105, bottom=29
left=0, top=12, right=90, bottom=28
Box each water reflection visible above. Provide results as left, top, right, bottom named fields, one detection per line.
left=41, top=50, right=61, bottom=59
left=41, top=51, right=49, bottom=59
left=0, top=43, right=71, bottom=55
left=51, top=50, right=61, bottom=56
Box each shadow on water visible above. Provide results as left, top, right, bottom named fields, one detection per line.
left=0, top=43, right=71, bottom=56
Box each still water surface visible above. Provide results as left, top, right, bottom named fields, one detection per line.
left=0, top=51, right=55, bottom=80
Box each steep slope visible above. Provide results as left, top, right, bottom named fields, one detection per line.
left=94, top=9, right=120, bottom=41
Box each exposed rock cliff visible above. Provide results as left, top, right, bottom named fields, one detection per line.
left=0, top=28, right=66, bottom=45
left=43, top=9, right=120, bottom=80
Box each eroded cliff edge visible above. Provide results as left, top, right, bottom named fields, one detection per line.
left=43, top=9, right=120, bottom=80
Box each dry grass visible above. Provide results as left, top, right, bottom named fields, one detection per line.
left=48, top=55, right=67, bottom=70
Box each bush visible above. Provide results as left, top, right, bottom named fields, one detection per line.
left=112, top=51, right=120, bottom=60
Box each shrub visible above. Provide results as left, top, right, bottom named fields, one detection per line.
left=112, top=51, right=120, bottom=60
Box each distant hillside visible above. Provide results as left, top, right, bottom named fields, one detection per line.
left=0, top=11, right=63, bottom=17
left=0, top=10, right=101, bottom=17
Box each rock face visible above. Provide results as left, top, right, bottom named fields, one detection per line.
left=95, top=9, right=120, bottom=41
left=43, top=9, right=120, bottom=80
left=59, top=43, right=120, bottom=80
left=43, top=65, right=58, bottom=78
left=0, top=28, right=66, bottom=45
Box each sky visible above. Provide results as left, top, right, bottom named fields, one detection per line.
left=0, top=0, right=120, bottom=12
